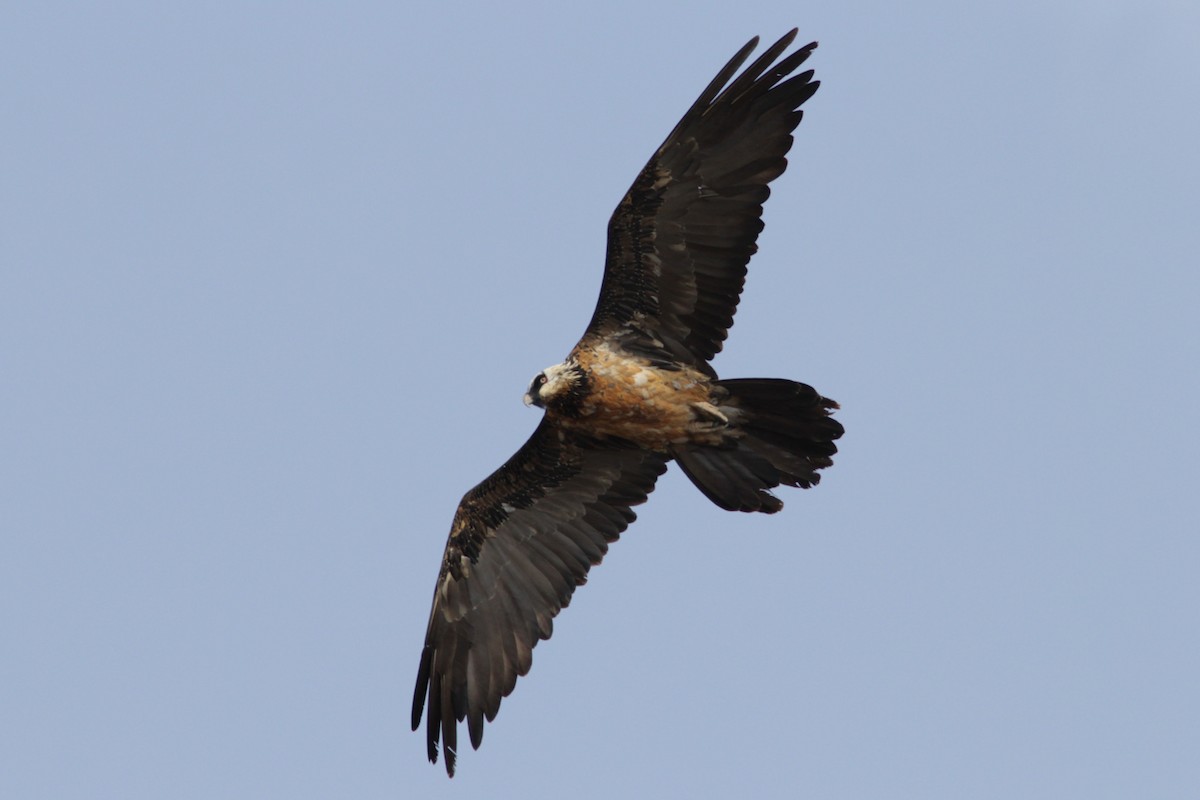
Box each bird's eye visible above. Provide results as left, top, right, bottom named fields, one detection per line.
left=535, top=373, right=547, bottom=386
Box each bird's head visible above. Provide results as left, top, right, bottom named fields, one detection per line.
left=524, top=360, right=585, bottom=411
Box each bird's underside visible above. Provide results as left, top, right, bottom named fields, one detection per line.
left=554, top=340, right=729, bottom=450
left=412, top=29, right=842, bottom=776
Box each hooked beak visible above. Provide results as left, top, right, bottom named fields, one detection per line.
left=523, top=391, right=542, bottom=408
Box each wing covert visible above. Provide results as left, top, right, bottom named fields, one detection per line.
left=412, top=419, right=667, bottom=776
left=584, top=30, right=820, bottom=371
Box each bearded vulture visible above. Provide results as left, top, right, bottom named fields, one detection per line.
left=412, top=29, right=842, bottom=776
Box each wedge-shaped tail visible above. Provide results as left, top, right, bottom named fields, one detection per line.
left=673, top=378, right=843, bottom=513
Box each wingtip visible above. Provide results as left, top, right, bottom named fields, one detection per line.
left=766, top=28, right=800, bottom=53
left=411, top=645, right=432, bottom=731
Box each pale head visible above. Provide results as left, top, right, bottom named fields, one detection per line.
left=523, top=360, right=583, bottom=409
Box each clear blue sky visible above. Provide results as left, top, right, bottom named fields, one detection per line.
left=3, top=2, right=1198, bottom=798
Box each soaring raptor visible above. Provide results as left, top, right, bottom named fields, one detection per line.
left=413, top=30, right=842, bottom=775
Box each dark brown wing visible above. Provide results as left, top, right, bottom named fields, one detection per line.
left=411, top=419, right=667, bottom=776
left=582, top=31, right=819, bottom=373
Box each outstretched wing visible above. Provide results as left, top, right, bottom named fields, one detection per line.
left=412, top=419, right=668, bottom=776
left=582, top=30, right=819, bottom=373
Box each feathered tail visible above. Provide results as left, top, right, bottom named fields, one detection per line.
left=672, top=378, right=843, bottom=513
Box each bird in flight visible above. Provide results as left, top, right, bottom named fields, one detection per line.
left=412, top=29, right=842, bottom=776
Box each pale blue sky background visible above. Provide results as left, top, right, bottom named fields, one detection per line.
left=3, top=1, right=1198, bottom=798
